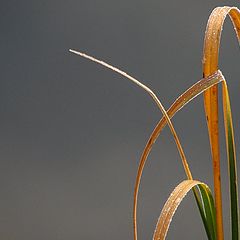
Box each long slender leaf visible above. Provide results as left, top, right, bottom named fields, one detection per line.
left=222, top=81, right=239, bottom=239
left=133, top=70, right=224, bottom=240
left=69, top=49, right=191, bottom=180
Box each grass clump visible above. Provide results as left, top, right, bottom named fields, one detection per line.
left=70, top=6, right=240, bottom=240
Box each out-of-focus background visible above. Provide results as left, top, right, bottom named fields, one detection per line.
left=0, top=1, right=239, bottom=239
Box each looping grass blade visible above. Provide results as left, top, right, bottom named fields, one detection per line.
left=153, top=180, right=215, bottom=240
left=133, top=70, right=223, bottom=240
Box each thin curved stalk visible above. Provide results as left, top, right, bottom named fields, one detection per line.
left=69, top=49, right=191, bottom=181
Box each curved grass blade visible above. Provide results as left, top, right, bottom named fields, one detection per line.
left=133, top=70, right=224, bottom=240
left=69, top=49, right=221, bottom=239
left=69, top=49, right=191, bottom=180
left=203, top=7, right=240, bottom=240
left=153, top=180, right=215, bottom=240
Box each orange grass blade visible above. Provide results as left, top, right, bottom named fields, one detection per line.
left=153, top=180, right=215, bottom=240
left=203, top=7, right=240, bottom=240
left=133, top=70, right=224, bottom=240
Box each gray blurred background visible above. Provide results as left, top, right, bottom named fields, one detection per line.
left=0, top=0, right=240, bottom=239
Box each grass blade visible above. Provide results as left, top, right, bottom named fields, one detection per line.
left=153, top=180, right=216, bottom=240
left=69, top=48, right=191, bottom=178
left=133, top=70, right=224, bottom=240
left=69, top=49, right=193, bottom=239
left=222, top=81, right=239, bottom=239
left=70, top=6, right=240, bottom=240
left=203, top=7, right=240, bottom=239
left=198, top=184, right=217, bottom=239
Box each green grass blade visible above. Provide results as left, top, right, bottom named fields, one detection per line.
left=198, top=185, right=217, bottom=240
left=222, top=81, right=239, bottom=240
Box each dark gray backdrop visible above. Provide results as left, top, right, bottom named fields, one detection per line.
left=0, top=0, right=240, bottom=239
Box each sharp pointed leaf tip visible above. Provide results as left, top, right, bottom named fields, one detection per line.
left=69, top=49, right=81, bottom=55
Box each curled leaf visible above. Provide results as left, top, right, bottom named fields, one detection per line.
left=153, top=180, right=215, bottom=240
